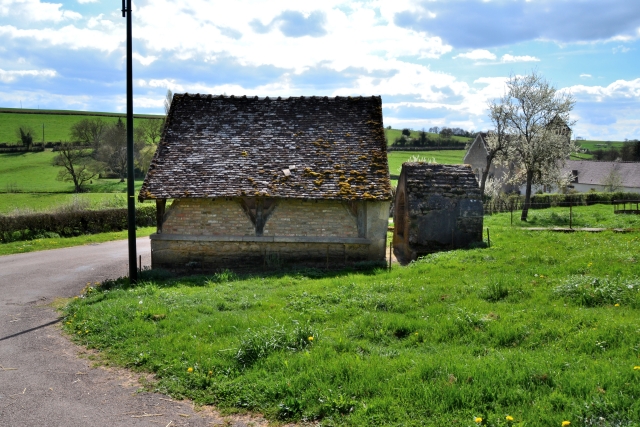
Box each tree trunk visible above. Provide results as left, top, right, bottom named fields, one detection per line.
left=521, top=170, right=534, bottom=221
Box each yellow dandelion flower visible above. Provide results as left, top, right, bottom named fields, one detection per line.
left=562, top=421, right=571, bottom=427
left=506, top=415, right=514, bottom=422
left=615, top=303, right=620, bottom=307
left=633, top=366, right=640, bottom=370
left=208, top=371, right=213, bottom=375
left=308, top=336, right=314, bottom=341
left=187, top=367, right=193, bottom=373
left=475, top=417, right=482, bottom=423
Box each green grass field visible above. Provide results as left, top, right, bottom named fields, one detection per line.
left=0, top=150, right=146, bottom=195
left=387, top=150, right=466, bottom=184
left=577, top=140, right=626, bottom=151
left=62, top=205, right=640, bottom=426
left=0, top=109, right=163, bottom=144
left=384, top=128, right=471, bottom=146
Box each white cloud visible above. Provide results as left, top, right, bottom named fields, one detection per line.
left=613, top=45, right=631, bottom=54
left=454, top=49, right=496, bottom=60
left=568, top=78, right=640, bottom=102
left=580, top=74, right=592, bottom=78
left=501, top=54, right=540, bottom=63
left=0, top=68, right=56, bottom=83
left=133, top=52, right=158, bottom=66
left=0, top=24, right=122, bottom=52
left=0, top=0, right=82, bottom=22
left=77, top=0, right=98, bottom=3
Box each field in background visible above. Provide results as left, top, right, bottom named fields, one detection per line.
left=577, top=140, right=626, bottom=151
left=0, top=108, right=163, bottom=143
left=384, top=128, right=471, bottom=146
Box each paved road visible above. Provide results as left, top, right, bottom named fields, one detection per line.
left=0, top=238, right=266, bottom=427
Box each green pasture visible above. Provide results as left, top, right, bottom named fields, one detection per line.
left=387, top=150, right=466, bottom=177
left=63, top=205, right=640, bottom=426
left=577, top=140, right=626, bottom=151
left=0, top=151, right=145, bottom=196
left=385, top=128, right=471, bottom=146
left=0, top=109, right=163, bottom=144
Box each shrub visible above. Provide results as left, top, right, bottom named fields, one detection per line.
left=553, top=275, right=640, bottom=307
left=0, top=205, right=156, bottom=243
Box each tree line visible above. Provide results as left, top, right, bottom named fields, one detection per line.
left=390, top=127, right=475, bottom=148
left=588, top=141, right=640, bottom=162
left=51, top=117, right=164, bottom=193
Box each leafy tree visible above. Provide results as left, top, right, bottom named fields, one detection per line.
left=52, top=143, right=99, bottom=193
left=138, top=118, right=165, bottom=144
left=134, top=126, right=156, bottom=175
left=500, top=72, right=576, bottom=221
left=439, top=127, right=453, bottom=139
left=428, top=126, right=440, bottom=134
left=95, top=118, right=128, bottom=182
left=401, top=128, right=411, bottom=137
left=69, top=118, right=106, bottom=146
left=603, top=166, right=623, bottom=192
left=16, top=125, right=36, bottom=149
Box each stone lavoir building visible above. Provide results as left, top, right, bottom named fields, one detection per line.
left=138, top=94, right=392, bottom=271
left=392, top=163, right=484, bottom=264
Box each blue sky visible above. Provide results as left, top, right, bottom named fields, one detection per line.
left=1, top=0, right=639, bottom=140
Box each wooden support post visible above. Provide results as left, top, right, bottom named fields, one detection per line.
left=487, top=228, right=490, bottom=248
left=388, top=242, right=392, bottom=272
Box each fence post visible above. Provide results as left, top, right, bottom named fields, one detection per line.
left=487, top=228, right=491, bottom=248
left=569, top=202, right=573, bottom=229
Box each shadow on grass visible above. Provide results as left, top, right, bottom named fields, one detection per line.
left=99, top=261, right=388, bottom=292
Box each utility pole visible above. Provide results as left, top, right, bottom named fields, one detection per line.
left=122, top=0, right=137, bottom=283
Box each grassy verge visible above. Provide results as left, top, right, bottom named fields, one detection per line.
left=61, top=207, right=640, bottom=426
left=0, top=226, right=155, bottom=256
left=508, top=204, right=640, bottom=230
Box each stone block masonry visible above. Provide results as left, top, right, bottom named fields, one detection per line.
left=151, top=197, right=390, bottom=271
left=393, top=163, right=483, bottom=264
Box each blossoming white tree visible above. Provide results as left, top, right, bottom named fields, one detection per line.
left=498, top=72, right=577, bottom=221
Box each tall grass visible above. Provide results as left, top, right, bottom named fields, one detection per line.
left=63, top=207, right=640, bottom=426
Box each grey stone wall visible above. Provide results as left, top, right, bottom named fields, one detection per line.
left=393, top=163, right=483, bottom=264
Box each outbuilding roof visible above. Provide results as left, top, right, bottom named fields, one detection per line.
left=139, top=94, right=392, bottom=202
left=564, top=160, right=640, bottom=188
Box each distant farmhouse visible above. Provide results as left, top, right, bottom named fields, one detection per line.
left=564, top=160, right=640, bottom=194
left=138, top=94, right=392, bottom=271
left=462, top=133, right=517, bottom=194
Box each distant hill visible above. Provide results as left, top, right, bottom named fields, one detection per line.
left=0, top=108, right=164, bottom=144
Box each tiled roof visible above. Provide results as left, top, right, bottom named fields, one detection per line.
left=402, top=163, right=481, bottom=201
left=564, top=160, right=640, bottom=188
left=139, top=94, right=391, bottom=201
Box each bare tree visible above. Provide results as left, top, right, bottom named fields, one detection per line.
left=69, top=118, right=106, bottom=145
left=501, top=72, right=577, bottom=221
left=164, top=89, right=173, bottom=116
left=16, top=125, right=36, bottom=149
left=52, top=144, right=98, bottom=193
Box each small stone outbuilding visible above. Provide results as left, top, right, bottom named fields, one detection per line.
left=139, top=94, right=392, bottom=271
left=393, top=163, right=483, bottom=264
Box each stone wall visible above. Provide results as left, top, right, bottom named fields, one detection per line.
left=151, top=197, right=390, bottom=271
left=263, top=200, right=359, bottom=237
left=393, top=163, right=483, bottom=264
